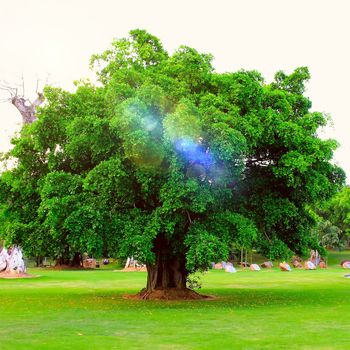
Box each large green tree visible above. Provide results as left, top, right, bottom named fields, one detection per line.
left=0, top=30, right=344, bottom=297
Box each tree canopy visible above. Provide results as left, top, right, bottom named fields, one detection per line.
left=0, top=29, right=345, bottom=296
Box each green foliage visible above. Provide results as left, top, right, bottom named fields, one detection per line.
left=163, top=100, right=202, bottom=142
left=185, top=225, right=229, bottom=272
left=326, top=186, right=350, bottom=242
left=317, top=220, right=343, bottom=249
left=314, top=186, right=350, bottom=249
left=257, top=237, right=293, bottom=261
left=0, top=29, right=344, bottom=270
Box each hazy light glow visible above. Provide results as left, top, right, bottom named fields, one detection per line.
left=142, top=115, right=158, bottom=132
left=175, top=138, right=213, bottom=168
left=174, top=137, right=234, bottom=185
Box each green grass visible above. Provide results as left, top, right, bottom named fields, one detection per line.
left=1, top=252, right=350, bottom=350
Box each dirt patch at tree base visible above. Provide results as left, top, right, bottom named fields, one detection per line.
left=0, top=272, right=37, bottom=279
left=124, top=288, right=215, bottom=300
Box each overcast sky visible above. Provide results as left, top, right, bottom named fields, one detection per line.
left=0, top=0, right=349, bottom=182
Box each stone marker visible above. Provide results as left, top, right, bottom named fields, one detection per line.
left=292, top=260, right=303, bottom=268
left=0, top=247, right=8, bottom=271
left=319, top=261, right=327, bottom=268
left=83, top=258, right=97, bottom=268
left=225, top=265, right=237, bottom=273
left=250, top=264, right=261, bottom=271
left=3, top=246, right=26, bottom=274
left=304, top=261, right=316, bottom=270
left=341, top=261, right=350, bottom=269
left=279, top=262, right=292, bottom=271
left=214, top=263, right=223, bottom=270
left=261, top=261, right=273, bottom=268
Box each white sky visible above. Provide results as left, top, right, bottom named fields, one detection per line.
left=0, top=0, right=349, bottom=182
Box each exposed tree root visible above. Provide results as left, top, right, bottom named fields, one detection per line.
left=124, top=288, right=214, bottom=300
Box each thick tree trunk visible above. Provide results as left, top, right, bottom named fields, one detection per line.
left=128, top=235, right=209, bottom=300
left=36, top=256, right=43, bottom=267
left=11, top=95, right=43, bottom=124
left=71, top=252, right=82, bottom=267
left=55, top=252, right=82, bottom=267
left=146, top=255, right=187, bottom=291
left=56, top=257, right=70, bottom=266
left=146, top=234, right=187, bottom=291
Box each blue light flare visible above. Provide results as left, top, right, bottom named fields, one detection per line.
left=173, top=137, right=234, bottom=185
left=174, top=137, right=213, bottom=168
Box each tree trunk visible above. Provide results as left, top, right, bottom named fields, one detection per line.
left=146, top=234, right=187, bottom=291
left=71, top=252, right=82, bottom=267
left=55, top=252, right=82, bottom=267
left=36, top=256, right=43, bottom=267
left=56, top=256, right=70, bottom=266
left=146, top=255, right=187, bottom=291
left=11, top=96, right=37, bottom=124
left=127, top=235, right=209, bottom=300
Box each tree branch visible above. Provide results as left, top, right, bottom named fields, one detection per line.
left=1, top=79, right=45, bottom=124
left=186, top=210, right=192, bottom=224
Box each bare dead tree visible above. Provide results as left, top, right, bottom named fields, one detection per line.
left=0, top=79, right=45, bottom=125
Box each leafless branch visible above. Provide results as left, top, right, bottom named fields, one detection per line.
left=0, top=84, right=16, bottom=97
left=186, top=210, right=192, bottom=224
left=1, top=77, right=47, bottom=124
left=32, top=92, right=44, bottom=108
left=0, top=84, right=16, bottom=103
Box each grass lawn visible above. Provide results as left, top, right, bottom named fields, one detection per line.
left=1, top=251, right=350, bottom=350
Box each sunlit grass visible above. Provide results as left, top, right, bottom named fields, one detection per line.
left=1, top=252, right=350, bottom=349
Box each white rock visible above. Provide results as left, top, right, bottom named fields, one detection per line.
left=225, top=265, right=237, bottom=273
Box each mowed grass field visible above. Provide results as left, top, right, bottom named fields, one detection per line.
left=1, top=251, right=350, bottom=350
